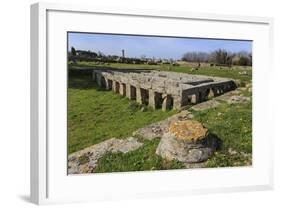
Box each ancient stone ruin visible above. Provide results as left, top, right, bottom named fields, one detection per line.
left=93, top=69, right=236, bottom=110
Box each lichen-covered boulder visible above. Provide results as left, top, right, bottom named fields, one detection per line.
left=156, top=120, right=218, bottom=163
left=168, top=120, right=208, bottom=141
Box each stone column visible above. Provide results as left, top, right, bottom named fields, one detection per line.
left=191, top=92, right=199, bottom=104
left=119, top=83, right=125, bottom=96
left=173, top=96, right=182, bottom=110
left=208, top=88, right=215, bottom=98
left=112, top=81, right=117, bottom=92
left=136, top=87, right=142, bottom=104
left=104, top=78, right=109, bottom=90
left=162, top=94, right=174, bottom=111
left=162, top=95, right=168, bottom=111
left=96, top=74, right=102, bottom=87
left=148, top=90, right=156, bottom=109
left=126, top=84, right=131, bottom=99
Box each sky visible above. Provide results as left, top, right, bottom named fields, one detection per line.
left=68, top=32, right=252, bottom=60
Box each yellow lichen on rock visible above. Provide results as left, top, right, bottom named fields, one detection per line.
left=168, top=120, right=208, bottom=141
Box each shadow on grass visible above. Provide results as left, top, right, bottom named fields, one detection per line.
left=68, top=74, right=108, bottom=92
left=68, top=65, right=153, bottom=91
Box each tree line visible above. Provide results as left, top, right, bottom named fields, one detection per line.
left=70, top=47, right=252, bottom=67
left=69, top=47, right=176, bottom=65
left=182, top=49, right=252, bottom=66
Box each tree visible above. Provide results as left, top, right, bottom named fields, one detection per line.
left=210, top=49, right=234, bottom=66
left=71, top=47, right=76, bottom=56
left=182, top=52, right=209, bottom=65
left=140, top=55, right=147, bottom=60
left=232, top=51, right=252, bottom=66
left=97, top=51, right=105, bottom=58
left=248, top=53, right=252, bottom=66
left=238, top=56, right=250, bottom=66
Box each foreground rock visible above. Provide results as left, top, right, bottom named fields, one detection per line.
left=156, top=120, right=218, bottom=163
left=132, top=110, right=193, bottom=140
left=68, top=137, right=143, bottom=174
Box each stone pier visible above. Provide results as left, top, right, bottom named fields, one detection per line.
left=162, top=95, right=173, bottom=111
left=112, top=81, right=117, bottom=93
left=92, top=69, right=236, bottom=111
left=148, top=90, right=156, bottom=109
left=191, top=92, right=199, bottom=104
left=136, top=87, right=141, bottom=103
left=119, top=83, right=126, bottom=96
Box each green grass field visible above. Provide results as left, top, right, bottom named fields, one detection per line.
left=68, top=61, right=252, bottom=171
left=68, top=74, right=175, bottom=154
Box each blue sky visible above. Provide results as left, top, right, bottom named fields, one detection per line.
left=68, top=32, right=252, bottom=60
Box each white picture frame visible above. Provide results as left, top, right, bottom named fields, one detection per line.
left=30, top=2, right=274, bottom=205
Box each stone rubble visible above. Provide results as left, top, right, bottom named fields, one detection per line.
left=68, top=137, right=143, bottom=174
